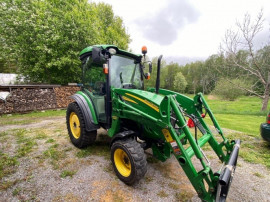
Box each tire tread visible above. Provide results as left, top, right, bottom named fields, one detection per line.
left=66, top=102, right=96, bottom=148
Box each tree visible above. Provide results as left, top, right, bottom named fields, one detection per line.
left=181, top=61, right=204, bottom=94
left=212, top=78, right=247, bottom=101
left=0, top=0, right=130, bottom=84
left=173, top=72, right=187, bottom=93
left=220, top=10, right=270, bottom=110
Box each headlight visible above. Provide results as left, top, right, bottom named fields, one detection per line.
left=108, top=48, right=117, bottom=55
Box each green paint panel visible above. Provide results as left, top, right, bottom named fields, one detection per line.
left=76, top=91, right=98, bottom=124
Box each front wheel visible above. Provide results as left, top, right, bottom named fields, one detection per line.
left=111, top=138, right=147, bottom=185
left=66, top=102, right=97, bottom=148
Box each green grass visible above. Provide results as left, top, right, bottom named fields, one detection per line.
left=253, top=172, right=264, bottom=178
left=0, top=109, right=65, bottom=126
left=0, top=131, right=8, bottom=137
left=12, top=187, right=21, bottom=196
left=186, top=94, right=270, bottom=168
left=60, top=170, right=77, bottom=178
left=16, top=140, right=37, bottom=157
left=35, top=131, right=48, bottom=140
left=45, top=138, right=55, bottom=143
left=205, top=96, right=268, bottom=116
left=205, top=114, right=265, bottom=136
left=0, top=151, right=19, bottom=180
left=14, top=129, right=37, bottom=157
left=43, top=145, right=65, bottom=161
left=0, top=179, right=20, bottom=191
left=15, top=129, right=28, bottom=143
left=185, top=94, right=269, bottom=116
left=223, top=132, right=270, bottom=168
left=42, top=143, right=67, bottom=169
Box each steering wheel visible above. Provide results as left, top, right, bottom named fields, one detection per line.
left=122, top=83, right=137, bottom=89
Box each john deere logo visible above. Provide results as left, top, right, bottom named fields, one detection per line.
left=125, top=93, right=159, bottom=112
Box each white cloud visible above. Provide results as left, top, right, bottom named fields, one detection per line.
left=92, top=0, right=270, bottom=62
left=134, top=0, right=200, bottom=45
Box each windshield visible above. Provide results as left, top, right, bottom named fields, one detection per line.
left=110, top=55, right=143, bottom=89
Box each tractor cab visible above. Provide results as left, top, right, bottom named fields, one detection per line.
left=78, top=45, right=151, bottom=127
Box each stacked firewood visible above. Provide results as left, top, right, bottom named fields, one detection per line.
left=0, top=88, right=57, bottom=114
left=0, top=86, right=80, bottom=114
left=54, top=86, right=80, bottom=108
left=0, top=98, right=13, bottom=114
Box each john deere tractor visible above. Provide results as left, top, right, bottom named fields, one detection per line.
left=66, top=45, right=240, bottom=201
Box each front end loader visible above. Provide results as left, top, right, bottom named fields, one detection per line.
left=66, top=45, right=240, bottom=201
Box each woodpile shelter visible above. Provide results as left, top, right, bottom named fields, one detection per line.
left=0, top=85, right=79, bottom=114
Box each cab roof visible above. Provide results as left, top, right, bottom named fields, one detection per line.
left=79, top=45, right=142, bottom=61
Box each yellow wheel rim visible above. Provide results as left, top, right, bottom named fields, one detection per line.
left=69, top=112, right=81, bottom=139
left=114, top=148, right=131, bottom=177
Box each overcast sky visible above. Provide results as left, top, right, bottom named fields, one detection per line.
left=92, top=0, right=270, bottom=64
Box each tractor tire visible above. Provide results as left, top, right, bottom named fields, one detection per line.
left=66, top=102, right=97, bottom=148
left=111, top=138, right=147, bottom=185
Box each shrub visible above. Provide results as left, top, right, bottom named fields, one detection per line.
left=212, top=78, right=247, bottom=100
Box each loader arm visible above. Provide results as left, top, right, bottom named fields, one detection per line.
left=109, top=87, right=240, bottom=201
left=148, top=88, right=240, bottom=201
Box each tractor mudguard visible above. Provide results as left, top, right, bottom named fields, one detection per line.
left=110, top=130, right=135, bottom=147
left=70, top=94, right=99, bottom=132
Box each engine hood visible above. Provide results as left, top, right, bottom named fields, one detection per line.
left=112, top=88, right=164, bottom=113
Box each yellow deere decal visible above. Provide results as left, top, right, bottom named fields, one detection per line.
left=162, top=129, right=174, bottom=142
left=122, top=96, right=138, bottom=104
left=125, top=93, right=159, bottom=112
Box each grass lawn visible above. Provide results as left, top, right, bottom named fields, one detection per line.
left=205, top=114, right=265, bottom=137
left=0, top=109, right=66, bottom=126
left=185, top=94, right=270, bottom=168
left=201, top=95, right=270, bottom=168
left=205, top=96, right=268, bottom=116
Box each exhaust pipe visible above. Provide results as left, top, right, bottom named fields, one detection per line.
left=155, top=55, right=163, bottom=94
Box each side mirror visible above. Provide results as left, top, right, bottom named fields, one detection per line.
left=92, top=47, right=106, bottom=65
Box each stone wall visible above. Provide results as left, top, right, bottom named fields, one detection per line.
left=0, top=86, right=80, bottom=114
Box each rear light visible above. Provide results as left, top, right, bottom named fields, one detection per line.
left=267, top=114, right=270, bottom=124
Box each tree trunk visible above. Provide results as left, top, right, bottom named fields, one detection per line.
left=261, top=71, right=270, bottom=111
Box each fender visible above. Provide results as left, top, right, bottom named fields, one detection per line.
left=110, top=130, right=135, bottom=147
left=70, top=93, right=99, bottom=132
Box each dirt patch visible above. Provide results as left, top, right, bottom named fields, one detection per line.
left=0, top=117, right=66, bottom=132
left=0, top=116, right=270, bottom=201
left=207, top=95, right=218, bottom=100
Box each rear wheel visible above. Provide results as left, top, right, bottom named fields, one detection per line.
left=66, top=102, right=97, bottom=148
left=111, top=138, right=147, bottom=185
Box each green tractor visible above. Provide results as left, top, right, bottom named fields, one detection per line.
left=66, top=45, right=240, bottom=201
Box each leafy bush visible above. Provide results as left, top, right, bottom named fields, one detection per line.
left=212, top=78, right=247, bottom=100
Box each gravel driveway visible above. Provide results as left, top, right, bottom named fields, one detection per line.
left=0, top=116, right=269, bottom=201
